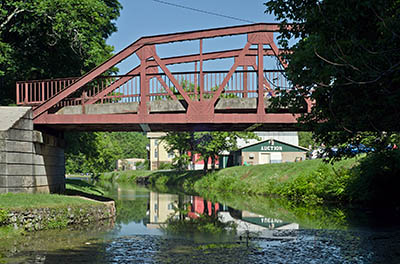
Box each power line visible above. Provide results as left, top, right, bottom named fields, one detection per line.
left=151, top=0, right=256, bottom=24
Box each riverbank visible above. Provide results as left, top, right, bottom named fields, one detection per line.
left=100, top=150, right=400, bottom=207
left=195, top=158, right=355, bottom=205
left=99, top=158, right=355, bottom=204
left=0, top=179, right=116, bottom=233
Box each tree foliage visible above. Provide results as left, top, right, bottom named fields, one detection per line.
left=65, top=132, right=149, bottom=174
left=298, top=132, right=314, bottom=149
left=161, top=132, right=194, bottom=170
left=265, top=0, right=400, bottom=157
left=0, top=0, right=121, bottom=105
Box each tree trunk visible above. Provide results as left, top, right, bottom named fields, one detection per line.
left=191, top=152, right=195, bottom=170
left=211, top=155, right=216, bottom=172
left=203, top=156, right=209, bottom=174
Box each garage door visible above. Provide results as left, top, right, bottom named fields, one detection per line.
left=259, top=153, right=270, bottom=164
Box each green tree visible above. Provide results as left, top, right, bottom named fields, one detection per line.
left=108, top=132, right=149, bottom=159
left=265, top=0, right=400, bottom=158
left=65, top=132, right=149, bottom=174
left=162, top=132, right=194, bottom=170
left=0, top=0, right=121, bottom=105
left=298, top=132, right=314, bottom=149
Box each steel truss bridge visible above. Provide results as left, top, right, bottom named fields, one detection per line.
left=16, top=23, right=309, bottom=132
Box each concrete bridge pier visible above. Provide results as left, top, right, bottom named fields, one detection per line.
left=0, top=107, right=65, bottom=194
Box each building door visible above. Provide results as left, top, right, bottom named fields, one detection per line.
left=259, top=153, right=271, bottom=164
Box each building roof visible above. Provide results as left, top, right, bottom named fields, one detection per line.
left=237, top=138, right=309, bottom=152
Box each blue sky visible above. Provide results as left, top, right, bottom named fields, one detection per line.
left=106, top=0, right=278, bottom=74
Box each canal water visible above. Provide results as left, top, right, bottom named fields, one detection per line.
left=1, top=181, right=400, bottom=263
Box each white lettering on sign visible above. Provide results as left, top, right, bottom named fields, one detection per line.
left=261, top=146, right=283, bottom=151
left=261, top=218, right=283, bottom=224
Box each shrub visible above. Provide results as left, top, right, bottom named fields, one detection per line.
left=346, top=150, right=400, bottom=205
left=0, top=209, right=9, bottom=225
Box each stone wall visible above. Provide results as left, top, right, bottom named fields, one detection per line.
left=1, top=201, right=116, bottom=231
left=0, top=107, right=65, bottom=194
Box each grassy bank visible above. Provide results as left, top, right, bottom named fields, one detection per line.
left=98, top=170, right=153, bottom=183
left=195, top=150, right=400, bottom=206
left=0, top=180, right=105, bottom=211
left=195, top=158, right=356, bottom=204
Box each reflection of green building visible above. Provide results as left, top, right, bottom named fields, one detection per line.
left=241, top=211, right=289, bottom=229
left=221, top=139, right=308, bottom=168
left=219, top=210, right=299, bottom=237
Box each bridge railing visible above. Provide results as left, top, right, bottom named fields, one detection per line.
left=16, top=77, right=79, bottom=105
left=16, top=70, right=290, bottom=109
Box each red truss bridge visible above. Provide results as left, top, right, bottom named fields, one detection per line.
left=16, top=23, right=309, bottom=132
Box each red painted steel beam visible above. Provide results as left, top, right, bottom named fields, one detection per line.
left=211, top=42, right=251, bottom=105
left=32, top=23, right=280, bottom=118
left=146, top=48, right=283, bottom=66
left=153, top=53, right=192, bottom=104
left=34, top=113, right=299, bottom=125
left=257, top=43, right=265, bottom=115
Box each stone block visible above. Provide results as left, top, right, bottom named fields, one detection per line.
left=7, top=187, right=35, bottom=194
left=6, top=164, right=33, bottom=176
left=33, top=185, right=51, bottom=194
left=0, top=164, right=6, bottom=175
left=34, top=144, right=64, bottom=157
left=22, top=175, right=49, bottom=187
left=7, top=129, right=32, bottom=142
left=23, top=109, right=33, bottom=120
left=6, top=140, right=34, bottom=153
left=0, top=131, right=7, bottom=140
left=0, top=152, right=5, bottom=163
left=5, top=152, right=33, bottom=164
left=33, top=154, right=45, bottom=165
left=0, top=175, right=7, bottom=188
left=32, top=165, right=46, bottom=176
left=33, top=143, right=43, bottom=155
left=12, top=118, right=33, bottom=130
left=32, top=131, right=43, bottom=143
left=0, top=139, right=5, bottom=151
left=7, top=175, right=24, bottom=187
left=33, top=164, right=65, bottom=176
left=35, top=154, right=64, bottom=166
left=7, top=175, right=51, bottom=188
